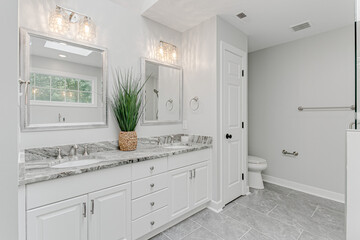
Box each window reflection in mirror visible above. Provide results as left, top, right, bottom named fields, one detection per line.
left=20, top=29, right=108, bottom=131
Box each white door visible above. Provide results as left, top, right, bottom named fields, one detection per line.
left=192, top=162, right=210, bottom=208
left=169, top=166, right=192, bottom=219
left=27, top=195, right=87, bottom=240
left=88, top=184, right=131, bottom=240
left=222, top=42, right=246, bottom=205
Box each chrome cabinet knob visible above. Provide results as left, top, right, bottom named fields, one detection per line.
left=150, top=166, right=155, bottom=171
left=150, top=202, right=155, bottom=206
left=150, top=221, right=155, bottom=226
left=150, top=183, right=155, bottom=188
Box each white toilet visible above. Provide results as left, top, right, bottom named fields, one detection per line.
left=248, top=155, right=267, bottom=189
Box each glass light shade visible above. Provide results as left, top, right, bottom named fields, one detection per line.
left=49, top=7, right=70, bottom=34
left=156, top=41, right=177, bottom=64
left=78, top=17, right=96, bottom=41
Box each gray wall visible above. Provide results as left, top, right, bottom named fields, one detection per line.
left=249, top=26, right=354, bottom=195
left=0, top=0, right=18, bottom=239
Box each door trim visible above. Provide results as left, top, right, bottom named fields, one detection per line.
left=219, top=41, right=248, bottom=207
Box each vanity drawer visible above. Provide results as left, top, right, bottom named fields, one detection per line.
left=132, top=188, right=169, bottom=220
left=132, top=173, right=169, bottom=199
left=132, top=206, right=169, bottom=240
left=132, top=157, right=167, bottom=180
left=168, top=149, right=210, bottom=170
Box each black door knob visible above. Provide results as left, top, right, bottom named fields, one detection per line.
left=226, top=134, right=232, bottom=139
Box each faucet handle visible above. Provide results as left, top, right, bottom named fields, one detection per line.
left=57, top=148, right=62, bottom=159
left=83, top=145, right=89, bottom=156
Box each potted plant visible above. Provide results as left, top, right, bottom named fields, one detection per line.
left=111, top=69, right=146, bottom=151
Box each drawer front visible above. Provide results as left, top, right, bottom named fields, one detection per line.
left=132, top=173, right=169, bottom=199
left=132, top=157, right=167, bottom=180
left=132, top=206, right=169, bottom=240
left=168, top=149, right=210, bottom=170
left=132, top=188, right=169, bottom=220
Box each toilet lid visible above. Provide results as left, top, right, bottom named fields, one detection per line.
left=248, top=155, right=267, bottom=164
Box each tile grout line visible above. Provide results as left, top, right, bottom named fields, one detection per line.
left=175, top=221, right=202, bottom=240
left=238, top=227, right=252, bottom=240
left=310, top=205, right=319, bottom=218
left=188, top=217, right=226, bottom=240
left=296, top=229, right=304, bottom=240
left=266, top=204, right=278, bottom=216
left=162, top=231, right=174, bottom=240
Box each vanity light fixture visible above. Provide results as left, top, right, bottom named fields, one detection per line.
left=156, top=41, right=177, bottom=64
left=49, top=5, right=96, bottom=41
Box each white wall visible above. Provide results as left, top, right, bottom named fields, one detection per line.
left=216, top=16, right=248, bottom=202
left=0, top=0, right=18, bottom=239
left=182, top=16, right=248, bottom=203
left=249, top=26, right=354, bottom=196
left=182, top=16, right=218, bottom=200
left=19, top=0, right=183, bottom=149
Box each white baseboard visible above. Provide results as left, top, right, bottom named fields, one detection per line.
left=207, top=200, right=224, bottom=213
left=262, top=174, right=345, bottom=203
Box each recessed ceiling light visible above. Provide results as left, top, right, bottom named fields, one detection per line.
left=59, top=54, right=67, bottom=58
left=44, top=41, right=92, bottom=56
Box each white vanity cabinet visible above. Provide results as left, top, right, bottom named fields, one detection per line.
left=27, top=183, right=131, bottom=240
left=21, top=148, right=211, bottom=240
left=27, top=195, right=88, bottom=240
left=88, top=184, right=131, bottom=240
left=169, top=161, right=210, bottom=219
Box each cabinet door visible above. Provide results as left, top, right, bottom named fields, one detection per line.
left=192, top=162, right=210, bottom=208
left=169, top=166, right=192, bottom=219
left=88, top=183, right=131, bottom=240
left=27, top=195, right=87, bottom=240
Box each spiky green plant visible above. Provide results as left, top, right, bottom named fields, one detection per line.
left=111, top=68, right=147, bottom=132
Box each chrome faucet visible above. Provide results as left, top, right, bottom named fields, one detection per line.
left=170, top=135, right=175, bottom=144
left=69, top=144, right=78, bottom=157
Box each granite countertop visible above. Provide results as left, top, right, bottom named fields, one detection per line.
left=19, top=135, right=212, bottom=185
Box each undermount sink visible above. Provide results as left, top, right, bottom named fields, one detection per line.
left=163, top=145, right=190, bottom=149
left=51, top=159, right=101, bottom=169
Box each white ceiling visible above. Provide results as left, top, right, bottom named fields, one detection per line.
left=142, top=0, right=355, bottom=52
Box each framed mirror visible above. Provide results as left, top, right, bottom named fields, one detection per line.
left=141, top=58, right=183, bottom=125
left=19, top=28, right=108, bottom=131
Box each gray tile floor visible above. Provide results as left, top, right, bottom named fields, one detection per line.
left=151, top=183, right=345, bottom=240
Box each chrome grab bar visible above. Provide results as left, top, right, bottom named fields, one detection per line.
left=298, top=105, right=355, bottom=111
left=282, top=150, right=299, bottom=156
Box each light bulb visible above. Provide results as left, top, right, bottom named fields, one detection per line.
left=49, top=6, right=70, bottom=34
left=78, top=16, right=96, bottom=41
left=172, top=50, right=177, bottom=60
left=159, top=47, right=164, bottom=56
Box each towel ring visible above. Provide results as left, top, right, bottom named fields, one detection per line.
left=190, top=96, right=200, bottom=111
left=166, top=99, right=174, bottom=111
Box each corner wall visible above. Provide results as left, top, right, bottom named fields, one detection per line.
left=0, top=0, right=19, bottom=239
left=249, top=26, right=354, bottom=199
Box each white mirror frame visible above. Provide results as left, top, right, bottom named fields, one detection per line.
left=19, top=28, right=108, bottom=132
left=140, top=58, right=183, bottom=125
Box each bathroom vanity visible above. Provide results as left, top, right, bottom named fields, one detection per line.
left=18, top=136, right=212, bottom=240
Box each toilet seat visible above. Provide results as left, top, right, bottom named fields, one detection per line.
left=248, top=156, right=267, bottom=164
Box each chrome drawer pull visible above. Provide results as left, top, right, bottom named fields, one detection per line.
left=91, top=200, right=95, bottom=214
left=150, top=202, right=155, bottom=206
left=150, top=166, right=155, bottom=171
left=150, top=221, right=155, bottom=226
left=150, top=183, right=155, bottom=188
left=82, top=203, right=87, bottom=218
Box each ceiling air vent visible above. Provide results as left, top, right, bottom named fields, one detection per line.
left=291, top=21, right=311, bottom=32
left=237, top=12, right=247, bottom=19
